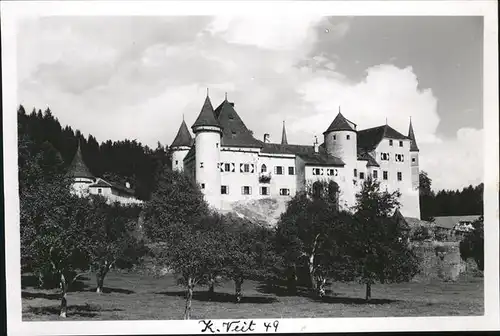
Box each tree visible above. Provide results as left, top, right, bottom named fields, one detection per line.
left=411, top=226, right=432, bottom=242
left=459, top=215, right=484, bottom=271
left=276, top=179, right=349, bottom=296
left=351, top=177, right=420, bottom=301
left=82, top=196, right=145, bottom=293
left=143, top=168, right=218, bottom=319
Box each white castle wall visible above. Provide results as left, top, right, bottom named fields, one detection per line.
left=171, top=146, right=190, bottom=172
left=194, top=129, right=222, bottom=210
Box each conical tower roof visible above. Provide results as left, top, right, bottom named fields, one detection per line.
left=171, top=119, right=193, bottom=148
left=192, top=95, right=221, bottom=130
left=281, top=121, right=288, bottom=145
left=324, top=111, right=356, bottom=133
left=408, top=119, right=419, bottom=152
left=67, top=141, right=94, bottom=179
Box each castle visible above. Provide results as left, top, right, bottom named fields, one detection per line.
left=170, top=93, right=421, bottom=219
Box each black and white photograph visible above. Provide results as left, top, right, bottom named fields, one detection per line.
left=2, top=1, right=499, bottom=335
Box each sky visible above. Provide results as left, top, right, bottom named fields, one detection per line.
left=17, top=16, right=484, bottom=191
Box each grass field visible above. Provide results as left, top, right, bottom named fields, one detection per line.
left=22, top=271, right=484, bottom=320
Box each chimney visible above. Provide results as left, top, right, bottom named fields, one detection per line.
left=313, top=136, right=319, bottom=153
left=264, top=133, right=270, bottom=143
left=125, top=182, right=131, bottom=189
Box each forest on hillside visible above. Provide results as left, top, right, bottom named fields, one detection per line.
left=17, top=105, right=484, bottom=216
left=17, top=105, right=171, bottom=200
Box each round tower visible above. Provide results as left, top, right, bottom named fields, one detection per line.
left=170, top=118, right=193, bottom=172
left=67, top=140, right=95, bottom=196
left=191, top=94, right=222, bottom=209
left=323, top=110, right=358, bottom=166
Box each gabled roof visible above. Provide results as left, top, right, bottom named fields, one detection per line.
left=67, top=142, right=94, bottom=179
left=171, top=119, right=193, bottom=148
left=357, top=150, right=380, bottom=167
left=89, top=177, right=135, bottom=196
left=281, top=121, right=288, bottom=145
left=214, top=99, right=262, bottom=148
left=192, top=95, right=221, bottom=129
left=357, top=124, right=408, bottom=151
left=324, top=112, right=357, bottom=133
left=408, top=119, right=419, bottom=152
left=260, top=142, right=345, bottom=166
left=433, top=215, right=482, bottom=229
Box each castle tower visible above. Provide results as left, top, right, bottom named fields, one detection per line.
left=170, top=118, right=193, bottom=171
left=323, top=110, right=358, bottom=166
left=281, top=121, right=288, bottom=145
left=191, top=93, right=222, bottom=209
left=67, top=140, right=95, bottom=196
left=408, top=118, right=420, bottom=191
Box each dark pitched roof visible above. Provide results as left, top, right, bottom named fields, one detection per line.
left=67, top=142, right=94, bottom=179
left=433, top=215, right=481, bottom=229
left=214, top=100, right=262, bottom=148
left=357, top=150, right=380, bottom=167
left=357, top=124, right=408, bottom=151
left=192, top=96, right=221, bottom=129
left=89, top=178, right=135, bottom=196
left=281, top=121, right=288, bottom=145
left=260, top=142, right=344, bottom=166
left=324, top=112, right=357, bottom=133
left=171, top=119, right=193, bottom=148
left=408, top=119, right=419, bottom=152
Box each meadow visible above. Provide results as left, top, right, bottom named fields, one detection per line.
left=22, top=271, right=484, bottom=320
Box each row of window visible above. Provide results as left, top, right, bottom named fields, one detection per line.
left=312, top=168, right=339, bottom=176
left=388, top=140, right=404, bottom=147
left=217, top=162, right=296, bottom=175
left=220, top=185, right=290, bottom=196
left=380, top=153, right=406, bottom=162
left=354, top=169, right=403, bottom=181
left=332, top=134, right=351, bottom=140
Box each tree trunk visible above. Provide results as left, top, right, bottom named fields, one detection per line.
left=183, top=277, right=193, bottom=320
left=59, top=273, right=68, bottom=318
left=286, top=265, right=297, bottom=295
left=234, top=277, right=243, bottom=303
left=316, top=276, right=326, bottom=297
left=365, top=282, right=371, bottom=301
left=207, top=275, right=215, bottom=300
left=96, top=265, right=109, bottom=293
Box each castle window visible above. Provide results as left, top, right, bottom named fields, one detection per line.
left=242, top=186, right=252, bottom=195
left=313, top=168, right=322, bottom=176
left=232, top=131, right=237, bottom=136
left=346, top=134, right=350, bottom=140
left=280, top=188, right=290, bottom=196
left=201, top=183, right=205, bottom=189
left=229, top=114, right=234, bottom=120
left=216, top=143, right=219, bottom=148
left=260, top=186, right=269, bottom=195
left=243, top=164, right=250, bottom=173
left=224, top=163, right=231, bottom=172
left=98, top=188, right=102, bottom=194
left=327, top=168, right=338, bottom=176
left=389, top=140, right=393, bottom=146
left=412, top=158, right=416, bottom=163
left=275, top=166, right=284, bottom=175
left=373, top=170, right=378, bottom=179
left=261, top=164, right=267, bottom=173
left=288, top=166, right=295, bottom=175
left=200, top=162, right=204, bottom=168
left=359, top=172, right=365, bottom=180
left=399, top=140, right=403, bottom=147
left=395, top=154, right=404, bottom=162
left=397, top=172, right=402, bottom=181
left=383, top=171, right=388, bottom=180
left=354, top=168, right=357, bottom=177
left=333, top=135, right=336, bottom=140
left=175, top=160, right=178, bottom=165
left=381, top=153, right=390, bottom=161
left=221, top=185, right=228, bottom=194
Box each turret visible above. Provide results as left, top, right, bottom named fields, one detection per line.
left=281, top=121, right=288, bottom=145
left=170, top=118, right=193, bottom=171
left=67, top=139, right=95, bottom=196
left=191, top=92, right=222, bottom=209
left=408, top=118, right=419, bottom=190
left=323, top=109, right=357, bottom=166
